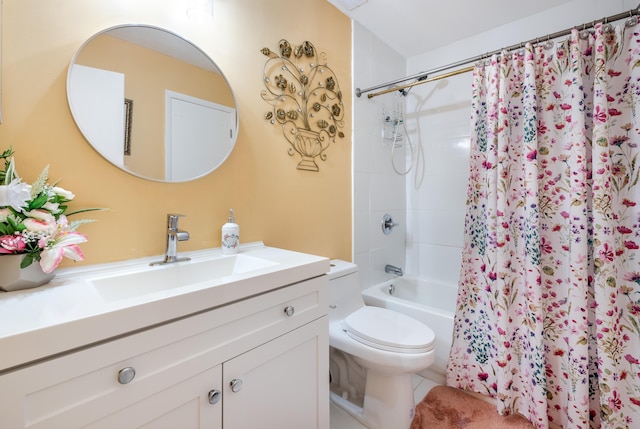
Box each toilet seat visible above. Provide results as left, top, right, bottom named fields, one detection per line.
left=342, top=306, right=435, bottom=354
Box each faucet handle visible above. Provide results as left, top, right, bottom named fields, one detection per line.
left=167, top=213, right=186, bottom=229
left=381, top=214, right=399, bottom=235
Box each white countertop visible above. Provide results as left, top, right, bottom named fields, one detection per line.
left=0, top=242, right=329, bottom=373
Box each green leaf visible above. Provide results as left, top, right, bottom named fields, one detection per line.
left=66, top=207, right=107, bottom=216
left=20, top=254, right=34, bottom=269
left=3, top=157, right=17, bottom=185
left=28, top=193, right=49, bottom=210
left=629, top=317, right=640, bottom=336
left=6, top=216, right=20, bottom=231
left=0, top=146, right=14, bottom=159
left=594, top=258, right=604, bottom=270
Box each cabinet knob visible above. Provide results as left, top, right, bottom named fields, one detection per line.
left=230, top=378, right=243, bottom=393
left=284, top=306, right=295, bottom=317
left=208, top=389, right=221, bottom=405
left=117, top=367, right=136, bottom=384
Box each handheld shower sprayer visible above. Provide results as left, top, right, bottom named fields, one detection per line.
left=381, top=91, right=424, bottom=183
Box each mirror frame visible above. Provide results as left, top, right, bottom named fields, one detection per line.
left=66, top=24, right=239, bottom=183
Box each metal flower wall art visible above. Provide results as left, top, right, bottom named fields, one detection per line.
left=261, top=40, right=345, bottom=171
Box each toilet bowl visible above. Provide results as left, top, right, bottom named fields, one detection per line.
left=328, top=260, right=435, bottom=429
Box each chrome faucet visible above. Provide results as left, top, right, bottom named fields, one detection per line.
left=151, top=214, right=191, bottom=265
left=384, top=264, right=403, bottom=276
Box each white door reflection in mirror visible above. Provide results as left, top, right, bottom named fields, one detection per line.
left=69, top=65, right=125, bottom=168
left=165, top=91, right=235, bottom=182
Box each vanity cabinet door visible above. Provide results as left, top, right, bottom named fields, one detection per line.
left=223, top=316, right=329, bottom=429
left=0, top=337, right=225, bottom=429
left=0, top=275, right=328, bottom=428
left=86, top=365, right=222, bottom=429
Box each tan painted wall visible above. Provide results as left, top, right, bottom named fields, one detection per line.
left=0, top=0, right=352, bottom=267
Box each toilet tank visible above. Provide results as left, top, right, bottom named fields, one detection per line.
left=328, top=260, right=365, bottom=320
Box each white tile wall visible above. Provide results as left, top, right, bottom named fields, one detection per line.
left=353, top=22, right=407, bottom=288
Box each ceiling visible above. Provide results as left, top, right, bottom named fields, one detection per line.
left=327, top=0, right=571, bottom=58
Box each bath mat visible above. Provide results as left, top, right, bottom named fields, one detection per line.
left=411, top=386, right=535, bottom=429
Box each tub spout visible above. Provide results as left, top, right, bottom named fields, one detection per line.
left=385, top=264, right=403, bottom=276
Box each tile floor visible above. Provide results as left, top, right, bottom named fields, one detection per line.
left=329, top=374, right=440, bottom=429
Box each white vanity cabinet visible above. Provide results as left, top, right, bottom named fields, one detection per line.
left=0, top=275, right=329, bottom=429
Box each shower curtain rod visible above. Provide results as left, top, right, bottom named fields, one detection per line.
left=356, top=4, right=640, bottom=99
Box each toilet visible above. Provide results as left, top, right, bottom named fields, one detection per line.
left=328, top=260, right=435, bottom=429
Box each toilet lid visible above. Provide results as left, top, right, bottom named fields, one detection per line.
left=343, top=307, right=435, bottom=354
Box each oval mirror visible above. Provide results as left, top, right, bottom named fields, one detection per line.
left=66, top=24, right=238, bottom=182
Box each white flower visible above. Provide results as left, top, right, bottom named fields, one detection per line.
left=0, top=208, right=11, bottom=222
left=39, top=232, right=87, bottom=273
left=0, top=180, right=31, bottom=211
left=38, top=216, right=88, bottom=273
left=42, top=201, right=61, bottom=213
left=23, top=218, right=55, bottom=234
left=24, top=209, right=56, bottom=223
left=52, top=186, right=75, bottom=200
left=23, top=209, right=57, bottom=234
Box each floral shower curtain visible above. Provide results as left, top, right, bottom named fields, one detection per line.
left=447, top=19, right=640, bottom=429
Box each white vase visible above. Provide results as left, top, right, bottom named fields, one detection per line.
left=0, top=255, right=55, bottom=292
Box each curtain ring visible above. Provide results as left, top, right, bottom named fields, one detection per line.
left=626, top=16, right=637, bottom=28
left=579, top=26, right=590, bottom=39
left=543, top=34, right=554, bottom=50
left=626, top=9, right=637, bottom=28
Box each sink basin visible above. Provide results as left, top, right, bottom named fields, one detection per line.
left=91, top=254, right=279, bottom=301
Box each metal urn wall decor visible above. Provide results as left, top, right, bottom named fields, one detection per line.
left=260, top=39, right=345, bottom=171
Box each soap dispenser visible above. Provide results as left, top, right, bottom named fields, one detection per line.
left=221, top=209, right=240, bottom=254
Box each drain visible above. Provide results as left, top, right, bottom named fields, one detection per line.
left=388, top=283, right=396, bottom=295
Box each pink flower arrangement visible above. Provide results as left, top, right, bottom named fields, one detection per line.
left=0, top=147, right=101, bottom=273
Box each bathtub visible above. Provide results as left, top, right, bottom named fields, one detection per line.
left=362, top=277, right=456, bottom=385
